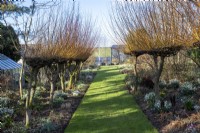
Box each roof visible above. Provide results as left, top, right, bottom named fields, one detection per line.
left=0, top=54, right=21, bottom=70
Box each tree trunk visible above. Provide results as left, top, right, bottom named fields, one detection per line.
left=58, top=63, right=65, bottom=92
left=19, top=58, right=24, bottom=99
left=25, top=69, right=33, bottom=128
left=50, top=81, right=55, bottom=103
left=153, top=56, right=165, bottom=97
left=134, top=56, right=138, bottom=91
left=60, top=73, right=65, bottom=92
left=25, top=94, right=31, bottom=128
left=29, top=68, right=39, bottom=105
left=67, top=73, right=74, bottom=90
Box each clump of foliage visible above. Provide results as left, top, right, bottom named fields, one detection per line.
left=180, top=82, right=197, bottom=96
left=0, top=97, right=11, bottom=107
left=181, top=97, right=195, bottom=111
left=144, top=92, right=156, bottom=108
left=159, top=80, right=167, bottom=89
left=0, top=22, right=20, bottom=61
left=53, top=90, right=68, bottom=100
left=167, top=79, right=180, bottom=89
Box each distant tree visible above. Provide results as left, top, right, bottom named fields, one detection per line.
left=0, top=22, right=20, bottom=61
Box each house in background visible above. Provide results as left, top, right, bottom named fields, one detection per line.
left=111, top=45, right=126, bottom=64
left=92, top=45, right=127, bottom=65
left=0, top=53, right=22, bottom=89
left=93, top=47, right=112, bottom=65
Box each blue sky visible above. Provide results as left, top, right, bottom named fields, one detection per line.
left=78, top=0, right=114, bottom=47
left=18, top=0, right=119, bottom=47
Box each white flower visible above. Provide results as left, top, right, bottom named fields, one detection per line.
left=154, top=100, right=161, bottom=110
left=144, top=92, right=156, bottom=102
left=194, top=105, right=200, bottom=112
left=164, top=101, right=172, bottom=110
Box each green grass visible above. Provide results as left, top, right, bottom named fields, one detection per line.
left=65, top=66, right=158, bottom=133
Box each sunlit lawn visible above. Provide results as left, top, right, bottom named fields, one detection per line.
left=65, top=66, right=158, bottom=133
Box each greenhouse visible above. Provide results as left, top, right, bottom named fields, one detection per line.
left=0, top=53, right=21, bottom=88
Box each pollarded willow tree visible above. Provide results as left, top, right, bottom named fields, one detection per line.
left=177, top=1, right=200, bottom=68
left=111, top=1, right=192, bottom=96
left=23, top=2, right=98, bottom=127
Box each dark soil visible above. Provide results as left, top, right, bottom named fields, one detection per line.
left=1, top=72, right=96, bottom=133
left=134, top=89, right=200, bottom=133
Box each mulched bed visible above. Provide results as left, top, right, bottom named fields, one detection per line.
left=135, top=90, right=200, bottom=133
left=1, top=72, right=97, bottom=133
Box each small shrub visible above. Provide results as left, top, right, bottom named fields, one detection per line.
left=53, top=90, right=68, bottom=99
left=164, top=101, right=172, bottom=111
left=2, top=115, right=13, bottom=128
left=154, top=100, right=161, bottom=112
left=40, top=118, right=58, bottom=132
left=0, top=97, right=11, bottom=108
left=180, top=82, right=197, bottom=96
left=32, top=118, right=59, bottom=133
left=0, top=107, right=14, bottom=116
left=35, top=86, right=46, bottom=98
left=5, top=122, right=26, bottom=133
left=159, top=90, right=166, bottom=99
left=168, top=79, right=180, bottom=89
left=159, top=80, right=167, bottom=89
left=181, top=97, right=194, bottom=111
left=144, top=92, right=156, bottom=107
left=53, top=97, right=64, bottom=107
left=194, top=105, right=200, bottom=112
left=76, top=81, right=88, bottom=90
left=153, top=99, right=172, bottom=112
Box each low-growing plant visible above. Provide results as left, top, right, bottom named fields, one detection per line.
left=35, top=86, right=46, bottom=98
left=194, top=105, right=200, bottom=112
left=144, top=92, right=156, bottom=107
left=164, top=101, right=172, bottom=111
left=160, top=90, right=166, bottom=100
left=40, top=118, right=59, bottom=132
left=153, top=99, right=172, bottom=112
left=53, top=90, right=68, bottom=99
left=159, top=80, right=167, bottom=89
left=5, top=122, right=27, bottom=133
left=0, top=107, right=14, bottom=116
left=0, top=97, right=11, bottom=108
left=181, top=97, right=194, bottom=111
left=154, top=100, right=161, bottom=112
left=168, top=79, right=180, bottom=89
left=53, top=97, right=65, bottom=107
left=2, top=114, right=13, bottom=128
left=180, top=82, right=197, bottom=96
left=76, top=81, right=88, bottom=90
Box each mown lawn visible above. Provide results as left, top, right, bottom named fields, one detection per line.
left=65, top=66, right=158, bottom=133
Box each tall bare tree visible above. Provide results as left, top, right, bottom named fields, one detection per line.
left=111, top=1, right=190, bottom=96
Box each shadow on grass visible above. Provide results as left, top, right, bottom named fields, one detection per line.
left=91, top=67, right=122, bottom=83
left=65, top=66, right=157, bottom=133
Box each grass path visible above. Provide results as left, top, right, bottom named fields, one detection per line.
left=65, top=66, right=158, bottom=133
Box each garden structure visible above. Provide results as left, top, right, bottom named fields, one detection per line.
left=0, top=53, right=21, bottom=89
